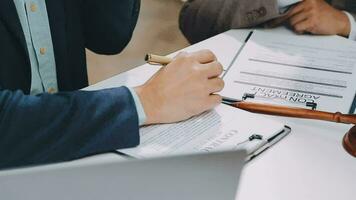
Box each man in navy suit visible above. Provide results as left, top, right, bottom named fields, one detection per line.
left=0, top=0, right=224, bottom=169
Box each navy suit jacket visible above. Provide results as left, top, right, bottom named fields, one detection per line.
left=0, top=0, right=141, bottom=169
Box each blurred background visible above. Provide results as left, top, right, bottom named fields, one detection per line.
left=86, top=0, right=189, bottom=84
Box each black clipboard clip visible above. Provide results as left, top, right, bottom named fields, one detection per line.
left=241, top=93, right=318, bottom=110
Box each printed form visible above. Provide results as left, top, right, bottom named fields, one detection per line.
left=121, top=105, right=286, bottom=158
left=221, top=30, right=356, bottom=113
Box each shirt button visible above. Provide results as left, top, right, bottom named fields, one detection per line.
left=40, top=47, right=47, bottom=55
left=48, top=88, right=56, bottom=94
left=30, top=3, right=37, bottom=12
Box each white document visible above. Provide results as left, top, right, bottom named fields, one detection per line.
left=120, top=104, right=286, bottom=159
left=221, top=30, right=356, bottom=113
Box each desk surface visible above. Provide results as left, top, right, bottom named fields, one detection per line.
left=0, top=28, right=350, bottom=199
left=85, top=27, right=356, bottom=200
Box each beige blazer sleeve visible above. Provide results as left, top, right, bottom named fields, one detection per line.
left=179, top=0, right=281, bottom=44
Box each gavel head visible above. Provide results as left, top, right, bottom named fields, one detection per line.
left=343, top=126, right=356, bottom=157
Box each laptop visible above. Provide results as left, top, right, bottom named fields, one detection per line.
left=0, top=150, right=246, bottom=200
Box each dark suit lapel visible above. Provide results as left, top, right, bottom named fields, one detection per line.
left=0, top=0, right=28, bottom=55
left=45, top=0, right=68, bottom=89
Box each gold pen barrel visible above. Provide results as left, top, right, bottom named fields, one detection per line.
left=145, top=54, right=173, bottom=65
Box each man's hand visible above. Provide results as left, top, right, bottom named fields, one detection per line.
left=135, top=50, right=224, bottom=125
left=268, top=0, right=350, bottom=36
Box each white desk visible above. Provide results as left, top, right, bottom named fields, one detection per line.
left=0, top=28, right=349, bottom=199
left=84, top=28, right=356, bottom=200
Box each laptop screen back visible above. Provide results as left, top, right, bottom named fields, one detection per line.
left=0, top=150, right=246, bottom=200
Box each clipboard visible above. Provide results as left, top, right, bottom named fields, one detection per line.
left=350, top=93, right=356, bottom=114
left=118, top=126, right=291, bottom=161
left=117, top=104, right=291, bottom=161
left=221, top=30, right=356, bottom=114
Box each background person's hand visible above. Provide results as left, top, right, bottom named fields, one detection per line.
left=135, top=50, right=224, bottom=125
left=267, top=0, right=350, bottom=36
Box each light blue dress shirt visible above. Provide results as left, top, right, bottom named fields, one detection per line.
left=14, top=0, right=147, bottom=125
left=14, top=0, right=58, bottom=95
left=128, top=88, right=147, bottom=125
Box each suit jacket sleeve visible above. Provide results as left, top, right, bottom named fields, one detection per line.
left=0, top=87, right=139, bottom=169
left=179, top=0, right=280, bottom=44
left=83, top=0, right=140, bottom=55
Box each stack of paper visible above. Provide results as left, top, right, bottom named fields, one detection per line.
left=120, top=104, right=289, bottom=159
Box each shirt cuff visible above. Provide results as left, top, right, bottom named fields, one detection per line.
left=343, top=11, right=356, bottom=41
left=128, top=87, right=147, bottom=126
left=277, top=0, right=301, bottom=13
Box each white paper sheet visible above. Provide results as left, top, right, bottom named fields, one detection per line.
left=221, top=30, right=356, bottom=113
left=120, top=104, right=285, bottom=158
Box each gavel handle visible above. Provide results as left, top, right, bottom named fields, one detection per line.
left=234, top=102, right=356, bottom=124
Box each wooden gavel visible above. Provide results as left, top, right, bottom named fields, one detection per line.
left=232, top=101, right=356, bottom=124
left=344, top=126, right=356, bottom=157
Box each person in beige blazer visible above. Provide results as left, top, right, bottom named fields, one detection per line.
left=180, top=0, right=356, bottom=43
